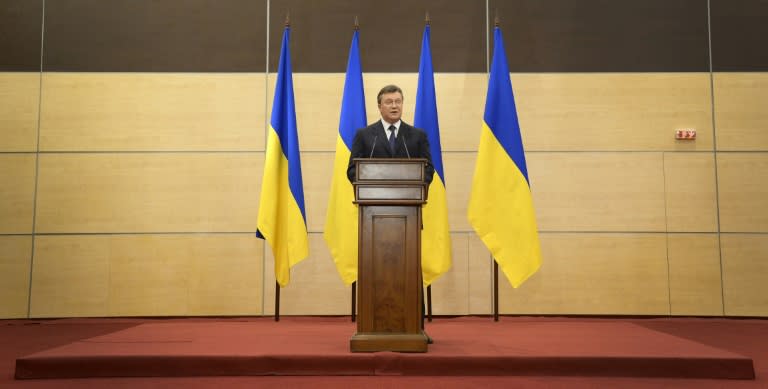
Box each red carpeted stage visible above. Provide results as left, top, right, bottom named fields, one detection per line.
left=14, top=316, right=755, bottom=380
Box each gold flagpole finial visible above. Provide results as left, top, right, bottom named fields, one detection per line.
left=494, top=11, right=500, bottom=27
left=425, top=11, right=431, bottom=26
left=354, top=15, right=359, bottom=30
left=284, top=12, right=290, bottom=27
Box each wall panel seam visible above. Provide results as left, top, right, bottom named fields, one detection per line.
left=707, top=0, right=726, bottom=316
left=26, top=0, right=47, bottom=319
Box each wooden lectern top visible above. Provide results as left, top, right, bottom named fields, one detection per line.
left=355, top=158, right=427, bottom=182
left=353, top=158, right=427, bottom=205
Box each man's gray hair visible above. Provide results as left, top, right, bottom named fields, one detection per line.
left=377, top=84, right=403, bottom=104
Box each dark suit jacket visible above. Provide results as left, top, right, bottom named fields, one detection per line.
left=347, top=121, right=435, bottom=184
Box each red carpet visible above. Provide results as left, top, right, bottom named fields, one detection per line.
left=14, top=316, right=754, bottom=380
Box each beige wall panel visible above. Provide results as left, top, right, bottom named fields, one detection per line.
left=433, top=74, right=487, bottom=152
left=268, top=73, right=360, bottom=153
left=429, top=233, right=470, bottom=315
left=286, top=73, right=486, bottom=153
left=663, top=153, right=718, bottom=232
left=443, top=152, right=476, bottom=232
left=275, top=73, right=713, bottom=152
left=667, top=234, right=723, bottom=316
left=39, top=73, right=264, bottom=151
left=35, top=153, right=261, bottom=233
left=529, top=152, right=666, bottom=231
left=301, top=152, right=335, bottom=232
left=0, top=236, right=32, bottom=318
left=0, top=154, right=36, bottom=234
left=31, top=234, right=262, bottom=317
left=30, top=235, right=110, bottom=318
left=263, top=233, right=349, bottom=315
left=108, top=236, right=195, bottom=317
left=718, top=153, right=768, bottom=232
left=468, top=233, right=493, bottom=315
left=289, top=74, right=344, bottom=151
left=0, top=73, right=39, bottom=151
left=184, top=235, right=263, bottom=316
left=499, top=233, right=669, bottom=315
left=714, top=73, right=768, bottom=151
left=721, top=234, right=768, bottom=316
left=513, top=73, right=713, bottom=151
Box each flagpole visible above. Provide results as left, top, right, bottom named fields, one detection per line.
left=351, top=281, right=356, bottom=322
left=275, top=281, right=280, bottom=322
left=493, top=261, right=499, bottom=321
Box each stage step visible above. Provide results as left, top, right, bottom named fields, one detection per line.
left=15, top=317, right=755, bottom=380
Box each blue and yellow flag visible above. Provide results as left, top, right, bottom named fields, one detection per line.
left=324, top=29, right=366, bottom=285
left=467, top=26, right=541, bottom=288
left=256, top=26, right=308, bottom=287
left=415, top=24, right=452, bottom=286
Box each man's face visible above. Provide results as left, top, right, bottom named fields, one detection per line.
left=378, top=92, right=403, bottom=124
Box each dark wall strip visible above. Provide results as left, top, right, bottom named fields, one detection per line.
left=8, top=0, right=766, bottom=73
left=43, top=0, right=267, bottom=72
left=0, top=0, right=43, bottom=71
left=268, top=0, right=487, bottom=73
left=711, top=0, right=768, bottom=71
left=490, top=0, right=710, bottom=72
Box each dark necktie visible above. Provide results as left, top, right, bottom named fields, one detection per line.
left=388, top=125, right=396, bottom=152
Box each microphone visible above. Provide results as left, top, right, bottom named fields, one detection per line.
left=401, top=133, right=411, bottom=158
left=369, top=135, right=378, bottom=158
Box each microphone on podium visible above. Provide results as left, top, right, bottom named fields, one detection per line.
left=401, top=134, right=411, bottom=158
left=369, top=135, right=378, bottom=158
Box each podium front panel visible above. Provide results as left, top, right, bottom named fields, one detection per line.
left=358, top=205, right=421, bottom=333
left=370, top=212, right=408, bottom=333
left=356, top=185, right=424, bottom=202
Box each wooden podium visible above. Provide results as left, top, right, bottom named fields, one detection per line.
left=350, top=158, right=429, bottom=353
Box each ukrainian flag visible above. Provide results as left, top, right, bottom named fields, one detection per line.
left=256, top=26, right=308, bottom=287
left=415, top=24, right=452, bottom=286
left=324, top=29, right=366, bottom=285
left=467, top=26, right=541, bottom=288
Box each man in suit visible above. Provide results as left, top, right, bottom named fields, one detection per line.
left=346, top=84, right=435, bottom=184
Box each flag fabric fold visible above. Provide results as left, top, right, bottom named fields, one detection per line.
left=415, top=24, right=452, bottom=286
left=256, top=26, right=309, bottom=287
left=467, top=26, right=541, bottom=288
left=324, top=29, right=367, bottom=285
